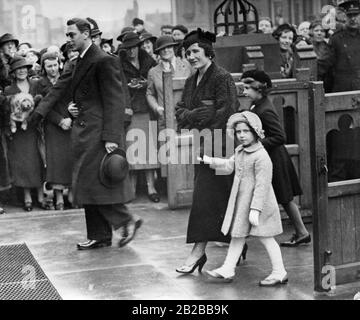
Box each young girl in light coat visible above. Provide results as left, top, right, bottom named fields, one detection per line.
left=202, top=111, right=288, bottom=286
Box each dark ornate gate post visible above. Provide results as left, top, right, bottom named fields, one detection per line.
left=214, top=0, right=259, bottom=35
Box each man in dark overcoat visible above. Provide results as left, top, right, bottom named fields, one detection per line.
left=319, top=0, right=360, bottom=92
left=33, top=18, right=142, bottom=250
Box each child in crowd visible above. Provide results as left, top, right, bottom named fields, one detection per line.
left=201, top=111, right=287, bottom=286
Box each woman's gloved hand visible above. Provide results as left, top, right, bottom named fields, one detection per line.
left=184, top=108, right=203, bottom=123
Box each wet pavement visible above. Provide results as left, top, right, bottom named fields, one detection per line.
left=0, top=197, right=359, bottom=300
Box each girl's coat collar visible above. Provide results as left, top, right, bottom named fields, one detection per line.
left=235, top=142, right=263, bottom=154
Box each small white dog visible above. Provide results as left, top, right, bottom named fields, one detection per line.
left=9, top=93, right=41, bottom=133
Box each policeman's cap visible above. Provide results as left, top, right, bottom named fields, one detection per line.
left=338, top=0, right=360, bottom=15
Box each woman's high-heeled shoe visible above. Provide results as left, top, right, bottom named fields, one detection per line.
left=23, top=202, right=33, bottom=212
left=55, top=203, right=64, bottom=211
left=176, top=254, right=207, bottom=274
left=148, top=193, right=160, bottom=203
left=236, top=243, right=248, bottom=266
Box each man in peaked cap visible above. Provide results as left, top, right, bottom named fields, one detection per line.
left=132, top=17, right=147, bottom=35
left=319, top=0, right=360, bottom=92
left=87, top=17, right=103, bottom=47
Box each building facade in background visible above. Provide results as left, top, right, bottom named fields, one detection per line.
left=172, top=0, right=339, bottom=33
left=0, top=0, right=172, bottom=48
left=0, top=0, right=65, bottom=48
left=0, top=0, right=344, bottom=48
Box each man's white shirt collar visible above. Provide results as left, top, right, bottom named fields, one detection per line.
left=80, top=43, right=92, bottom=59
left=171, top=56, right=177, bottom=71
left=161, top=56, right=177, bottom=72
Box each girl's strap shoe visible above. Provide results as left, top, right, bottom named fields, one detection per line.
left=259, top=273, right=288, bottom=287
left=206, top=268, right=234, bottom=282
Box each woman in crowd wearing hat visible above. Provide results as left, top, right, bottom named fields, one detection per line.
left=119, top=32, right=160, bottom=202
left=203, top=111, right=288, bottom=286
left=60, top=42, right=79, bottom=74
left=25, top=48, right=41, bottom=79
left=139, top=32, right=158, bottom=62
left=146, top=36, right=192, bottom=179
left=175, top=28, right=239, bottom=273
left=147, top=35, right=191, bottom=132
left=0, top=33, right=19, bottom=90
left=240, top=70, right=311, bottom=247
left=272, top=23, right=298, bottom=78
left=115, top=27, right=136, bottom=55
left=100, top=38, right=115, bottom=55
left=4, top=56, right=44, bottom=211
left=17, top=42, right=32, bottom=57
left=172, top=24, right=189, bottom=60
left=35, top=52, right=73, bottom=210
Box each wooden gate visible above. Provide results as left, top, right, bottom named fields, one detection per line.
left=163, top=74, right=194, bottom=209
left=310, top=82, right=360, bottom=292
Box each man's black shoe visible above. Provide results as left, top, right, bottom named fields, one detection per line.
left=119, top=219, right=143, bottom=248
left=77, top=239, right=112, bottom=250
left=280, top=233, right=311, bottom=247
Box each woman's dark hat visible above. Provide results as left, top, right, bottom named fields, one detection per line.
left=60, top=42, right=73, bottom=58
left=119, top=32, right=141, bottom=49
left=0, top=33, right=19, bottom=47
left=101, top=38, right=113, bottom=46
left=87, top=17, right=102, bottom=37
left=9, top=55, right=33, bottom=73
left=338, top=0, right=360, bottom=15
left=272, top=23, right=298, bottom=42
left=241, top=70, right=272, bottom=89
left=117, top=27, right=135, bottom=42
left=183, top=28, right=216, bottom=50
left=139, top=32, right=157, bottom=44
left=99, top=149, right=129, bottom=188
left=154, top=36, right=178, bottom=54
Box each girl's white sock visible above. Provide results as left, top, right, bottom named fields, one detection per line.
left=221, top=237, right=246, bottom=275
left=259, top=236, right=287, bottom=277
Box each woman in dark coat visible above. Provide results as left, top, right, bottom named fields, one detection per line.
left=0, top=94, right=11, bottom=214
left=175, top=29, right=239, bottom=273
left=119, top=32, right=160, bottom=202
left=35, top=52, right=73, bottom=210
left=4, top=56, right=44, bottom=211
left=240, top=70, right=311, bottom=247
